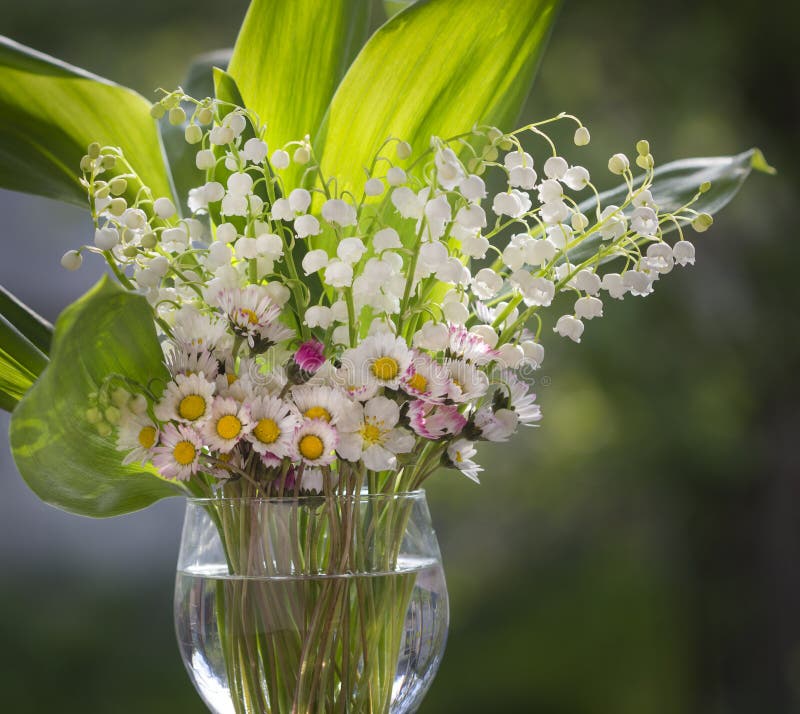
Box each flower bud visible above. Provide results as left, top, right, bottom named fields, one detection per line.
left=94, top=226, right=119, bottom=250
left=386, top=167, right=406, bottom=186
left=395, top=141, right=412, bottom=160
left=141, top=232, right=157, bottom=250
left=636, top=139, right=650, bottom=156
left=96, top=422, right=112, bottom=437
left=636, top=153, right=654, bottom=169
left=169, top=106, right=186, bottom=126
left=271, top=150, right=290, bottom=169
left=109, top=197, right=127, bottom=216
left=574, top=126, right=591, bottom=146
left=195, top=149, right=216, bottom=170
left=691, top=213, right=713, bottom=232
left=122, top=245, right=139, bottom=258
left=197, top=106, right=214, bottom=125
left=87, top=142, right=101, bottom=159
left=364, top=177, right=384, bottom=196
left=699, top=181, right=711, bottom=194
left=149, top=103, right=166, bottom=119
left=60, top=250, right=82, bottom=271
left=80, top=155, right=94, bottom=172
left=483, top=146, right=499, bottom=162
left=608, top=153, right=630, bottom=175
left=486, top=126, right=504, bottom=143
left=94, top=182, right=110, bottom=199
left=101, top=155, right=116, bottom=171
left=154, top=197, right=176, bottom=219
left=109, top=177, right=127, bottom=196
left=184, top=124, right=203, bottom=144
left=293, top=146, right=311, bottom=165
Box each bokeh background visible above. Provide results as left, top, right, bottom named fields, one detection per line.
left=1, top=0, right=798, bottom=711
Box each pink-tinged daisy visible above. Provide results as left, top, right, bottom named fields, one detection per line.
left=497, top=371, right=542, bottom=426
left=294, top=339, right=326, bottom=374
left=342, top=333, right=412, bottom=391
left=446, top=439, right=482, bottom=483
left=245, top=395, right=299, bottom=458
left=154, top=373, right=215, bottom=425
left=336, top=396, right=415, bottom=472
left=408, top=400, right=467, bottom=440
left=202, top=396, right=253, bottom=453
left=291, top=419, right=338, bottom=467
left=116, top=411, right=159, bottom=466
left=151, top=423, right=204, bottom=481
left=164, top=344, right=219, bottom=380
left=291, top=385, right=350, bottom=425
left=214, top=285, right=281, bottom=343
left=400, top=352, right=450, bottom=402
left=473, top=407, right=518, bottom=442
left=447, top=325, right=498, bottom=365
left=445, top=359, right=490, bottom=403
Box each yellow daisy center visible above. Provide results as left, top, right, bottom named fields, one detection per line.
left=216, top=414, right=242, bottom=440
left=360, top=423, right=383, bottom=445
left=226, top=373, right=238, bottom=386
left=138, top=426, right=157, bottom=449
left=372, top=356, right=399, bottom=381
left=179, top=394, right=206, bottom=421
left=173, top=440, right=196, bottom=465
left=407, top=372, right=428, bottom=393
left=305, top=406, right=332, bottom=422
left=240, top=307, right=260, bottom=325
left=299, top=434, right=324, bottom=460
left=254, top=418, right=280, bottom=444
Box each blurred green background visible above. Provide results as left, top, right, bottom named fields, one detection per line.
left=1, top=0, right=798, bottom=712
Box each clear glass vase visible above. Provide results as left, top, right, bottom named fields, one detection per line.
left=174, top=492, right=449, bottom=714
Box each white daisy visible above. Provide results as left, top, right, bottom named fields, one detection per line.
left=171, top=305, right=230, bottom=354
left=291, top=418, right=338, bottom=466
left=446, top=438, right=482, bottom=483
left=342, top=333, right=412, bottom=392
left=291, top=385, right=350, bottom=425
left=213, top=285, right=281, bottom=344
left=300, top=467, right=324, bottom=494
left=154, top=373, right=215, bottom=425
left=151, top=423, right=204, bottom=481
left=116, top=410, right=159, bottom=466
left=164, top=344, right=219, bottom=380
left=202, top=396, right=253, bottom=453
left=445, top=359, right=489, bottom=403
left=400, top=352, right=450, bottom=402
left=245, top=395, right=299, bottom=458
left=336, top=396, right=415, bottom=471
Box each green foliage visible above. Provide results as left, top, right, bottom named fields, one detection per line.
left=318, top=0, right=562, bottom=198
left=9, top=277, right=179, bottom=517
left=228, top=0, right=372, bottom=191
left=566, top=148, right=775, bottom=265
left=0, top=37, right=174, bottom=207
left=0, top=286, right=51, bottom=411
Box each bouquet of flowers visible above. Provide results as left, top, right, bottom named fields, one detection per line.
left=0, top=0, right=771, bottom=712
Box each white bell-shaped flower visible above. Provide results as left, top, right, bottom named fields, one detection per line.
left=575, top=295, right=604, bottom=320
left=554, top=314, right=584, bottom=342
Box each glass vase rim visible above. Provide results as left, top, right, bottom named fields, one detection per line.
left=185, top=489, right=427, bottom=505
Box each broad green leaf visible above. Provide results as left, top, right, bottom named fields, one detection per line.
left=384, top=1, right=417, bottom=18
left=318, top=0, right=562, bottom=198
left=159, top=50, right=232, bottom=215
left=9, top=276, right=179, bottom=517
left=0, top=285, right=52, bottom=354
left=0, top=36, right=174, bottom=207
left=0, top=312, right=47, bottom=412
left=228, top=0, right=372, bottom=189
left=565, top=148, right=775, bottom=266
